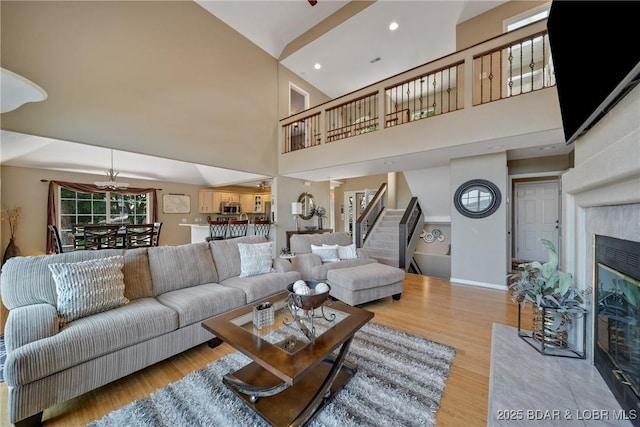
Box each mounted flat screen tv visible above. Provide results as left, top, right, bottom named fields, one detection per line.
left=547, top=1, right=640, bottom=145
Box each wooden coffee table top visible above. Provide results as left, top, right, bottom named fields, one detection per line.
left=201, top=291, right=374, bottom=386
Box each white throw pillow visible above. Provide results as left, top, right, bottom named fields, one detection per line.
left=311, top=244, right=340, bottom=263
left=48, top=255, right=129, bottom=325
left=238, top=242, right=273, bottom=277
left=337, top=243, right=357, bottom=260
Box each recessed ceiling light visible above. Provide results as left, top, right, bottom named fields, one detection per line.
left=488, top=145, right=504, bottom=150
left=539, top=145, right=555, bottom=151
left=389, top=22, right=399, bottom=31
left=314, top=63, right=321, bottom=70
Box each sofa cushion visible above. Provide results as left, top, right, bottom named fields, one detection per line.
left=290, top=232, right=353, bottom=255
left=147, top=243, right=218, bottom=296
left=311, top=244, right=340, bottom=262
left=156, top=283, right=246, bottom=327
left=238, top=242, right=273, bottom=277
left=48, top=256, right=129, bottom=325
left=3, top=297, right=178, bottom=387
left=337, top=243, right=358, bottom=260
left=310, top=258, right=378, bottom=280
left=220, top=270, right=301, bottom=303
left=210, top=235, right=268, bottom=282
left=122, top=247, right=154, bottom=300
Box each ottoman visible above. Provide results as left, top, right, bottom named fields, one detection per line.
left=327, top=263, right=405, bottom=306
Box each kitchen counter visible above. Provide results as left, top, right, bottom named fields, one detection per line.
left=179, top=222, right=275, bottom=243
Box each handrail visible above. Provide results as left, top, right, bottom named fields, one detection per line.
left=279, top=19, right=552, bottom=153
left=355, top=183, right=387, bottom=248
left=399, top=197, right=424, bottom=271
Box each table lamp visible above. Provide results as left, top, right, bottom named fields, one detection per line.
left=291, top=202, right=302, bottom=231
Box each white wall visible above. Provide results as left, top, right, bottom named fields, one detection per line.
left=450, top=152, right=508, bottom=289
left=404, top=166, right=451, bottom=220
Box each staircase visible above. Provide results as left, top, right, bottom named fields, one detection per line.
left=362, top=209, right=405, bottom=267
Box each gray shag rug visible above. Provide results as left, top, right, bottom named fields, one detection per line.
left=88, top=322, right=456, bottom=427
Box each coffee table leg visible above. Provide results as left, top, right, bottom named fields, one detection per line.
left=290, top=336, right=355, bottom=427
left=223, top=374, right=290, bottom=402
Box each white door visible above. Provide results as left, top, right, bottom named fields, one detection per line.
left=515, top=180, right=559, bottom=262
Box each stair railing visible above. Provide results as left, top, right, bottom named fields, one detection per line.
left=355, top=183, right=387, bottom=247
left=399, top=197, right=424, bottom=271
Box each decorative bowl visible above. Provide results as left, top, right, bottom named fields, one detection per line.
left=287, top=280, right=331, bottom=310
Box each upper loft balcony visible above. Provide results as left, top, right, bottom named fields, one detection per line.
left=279, top=20, right=566, bottom=182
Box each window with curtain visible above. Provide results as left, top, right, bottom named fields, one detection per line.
left=46, top=180, right=159, bottom=254
left=58, top=188, right=151, bottom=251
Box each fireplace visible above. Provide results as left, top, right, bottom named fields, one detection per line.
left=595, top=235, right=640, bottom=424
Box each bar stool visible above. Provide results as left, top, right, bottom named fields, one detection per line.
left=206, top=220, right=228, bottom=242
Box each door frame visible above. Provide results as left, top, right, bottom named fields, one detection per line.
left=508, top=171, right=564, bottom=268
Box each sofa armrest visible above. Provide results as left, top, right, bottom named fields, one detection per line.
left=357, top=247, right=370, bottom=259
left=273, top=258, right=293, bottom=273
left=5, top=304, right=59, bottom=352
left=290, top=253, right=322, bottom=281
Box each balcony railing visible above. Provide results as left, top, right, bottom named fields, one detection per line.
left=280, top=20, right=553, bottom=154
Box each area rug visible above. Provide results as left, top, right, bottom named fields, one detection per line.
left=88, top=322, right=456, bottom=427
left=0, top=334, right=5, bottom=383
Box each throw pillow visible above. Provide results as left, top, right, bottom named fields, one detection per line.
left=311, top=244, right=340, bottom=263
left=337, top=243, right=358, bottom=260
left=48, top=255, right=129, bottom=325
left=238, top=242, right=273, bottom=278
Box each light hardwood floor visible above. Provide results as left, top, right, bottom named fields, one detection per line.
left=0, top=274, right=525, bottom=426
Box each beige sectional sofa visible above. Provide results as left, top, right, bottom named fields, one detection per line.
left=0, top=235, right=300, bottom=426
left=289, top=231, right=377, bottom=281
left=289, top=232, right=404, bottom=305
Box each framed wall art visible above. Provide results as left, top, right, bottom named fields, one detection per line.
left=163, top=194, right=190, bottom=214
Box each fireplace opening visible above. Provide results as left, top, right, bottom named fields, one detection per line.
left=595, top=235, right=640, bottom=424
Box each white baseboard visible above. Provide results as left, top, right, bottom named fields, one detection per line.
left=449, top=277, right=507, bottom=291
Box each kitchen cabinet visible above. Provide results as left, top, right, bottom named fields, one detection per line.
left=199, top=190, right=216, bottom=213
left=220, top=192, right=239, bottom=203
left=239, top=194, right=254, bottom=213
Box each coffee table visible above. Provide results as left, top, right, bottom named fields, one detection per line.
left=201, top=290, right=374, bottom=427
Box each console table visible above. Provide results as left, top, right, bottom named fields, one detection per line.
left=286, top=229, right=333, bottom=250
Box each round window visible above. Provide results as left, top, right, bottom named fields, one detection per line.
left=453, top=179, right=501, bottom=218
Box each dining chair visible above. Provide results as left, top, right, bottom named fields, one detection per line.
left=253, top=220, right=272, bottom=238
left=83, top=225, right=121, bottom=250
left=72, top=224, right=87, bottom=250
left=152, top=222, right=162, bottom=246
left=125, top=224, right=155, bottom=248
left=227, top=219, right=249, bottom=239
left=48, top=224, right=64, bottom=253
left=206, top=220, right=228, bottom=242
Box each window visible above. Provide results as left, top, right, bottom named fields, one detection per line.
left=58, top=188, right=150, bottom=249
left=505, top=3, right=550, bottom=32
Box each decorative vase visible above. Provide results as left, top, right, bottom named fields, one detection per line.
left=531, top=305, right=568, bottom=349
left=2, top=238, right=21, bottom=265
left=318, top=217, right=323, bottom=230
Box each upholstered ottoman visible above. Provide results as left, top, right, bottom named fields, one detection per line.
left=327, top=263, right=405, bottom=306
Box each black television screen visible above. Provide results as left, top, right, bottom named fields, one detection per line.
left=547, top=1, right=640, bottom=145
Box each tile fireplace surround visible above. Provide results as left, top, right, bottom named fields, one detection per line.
left=561, top=85, right=640, bottom=417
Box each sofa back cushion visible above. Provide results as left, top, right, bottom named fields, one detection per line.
left=1, top=249, right=124, bottom=309
left=122, top=247, right=154, bottom=300
left=210, top=235, right=268, bottom=282
left=290, top=232, right=354, bottom=255
left=148, top=242, right=218, bottom=296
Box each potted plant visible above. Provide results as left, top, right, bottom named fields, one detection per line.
left=313, top=206, right=327, bottom=230
left=508, top=239, right=590, bottom=352
left=1, top=205, right=22, bottom=265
